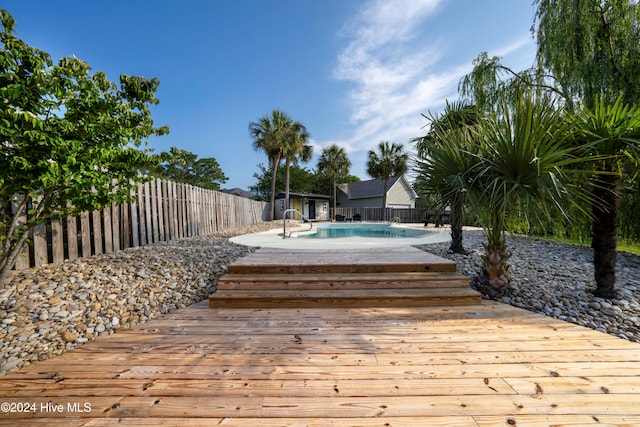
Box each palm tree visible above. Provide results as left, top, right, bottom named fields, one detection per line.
left=282, top=122, right=312, bottom=215
left=249, top=110, right=297, bottom=221
left=366, top=142, right=408, bottom=221
left=317, top=145, right=351, bottom=221
left=571, top=95, right=640, bottom=298
left=459, top=50, right=640, bottom=299
left=414, top=101, right=480, bottom=254
left=468, top=93, right=591, bottom=294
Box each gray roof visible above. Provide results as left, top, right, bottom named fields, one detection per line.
left=275, top=192, right=332, bottom=200
left=222, top=188, right=255, bottom=199
left=342, top=176, right=402, bottom=199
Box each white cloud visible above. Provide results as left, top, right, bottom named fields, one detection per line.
left=326, top=0, right=455, bottom=157
left=317, top=0, right=536, bottom=180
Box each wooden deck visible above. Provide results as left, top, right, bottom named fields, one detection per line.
left=210, top=247, right=481, bottom=308
left=1, top=248, right=640, bottom=425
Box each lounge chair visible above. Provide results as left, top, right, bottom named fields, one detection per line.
left=335, top=214, right=345, bottom=222
left=353, top=213, right=362, bottom=222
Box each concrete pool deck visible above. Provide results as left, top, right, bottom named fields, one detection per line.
left=229, top=222, right=452, bottom=249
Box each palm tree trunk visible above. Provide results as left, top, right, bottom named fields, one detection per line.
left=449, top=196, right=467, bottom=254
left=332, top=175, right=337, bottom=221
left=476, top=225, right=511, bottom=297
left=285, top=160, right=291, bottom=214
left=591, top=173, right=620, bottom=299
left=268, top=155, right=281, bottom=221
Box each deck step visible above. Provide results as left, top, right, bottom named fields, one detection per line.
left=226, top=247, right=457, bottom=274
left=209, top=287, right=481, bottom=308
left=226, top=262, right=456, bottom=275
left=210, top=248, right=481, bottom=308
left=217, top=272, right=470, bottom=290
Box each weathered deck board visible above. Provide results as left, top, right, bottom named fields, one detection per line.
left=218, top=271, right=470, bottom=289
left=225, top=247, right=457, bottom=274
left=210, top=287, right=481, bottom=308
left=211, top=247, right=478, bottom=307
left=1, top=247, right=639, bottom=425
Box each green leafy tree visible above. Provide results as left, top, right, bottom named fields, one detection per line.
left=317, top=145, right=351, bottom=220
left=252, top=163, right=318, bottom=202
left=534, top=0, right=640, bottom=108
left=414, top=101, right=480, bottom=254
left=459, top=51, right=567, bottom=112
left=0, top=10, right=167, bottom=285
left=366, top=142, right=409, bottom=220
left=249, top=110, right=300, bottom=220
left=154, top=146, right=228, bottom=190
left=533, top=0, right=640, bottom=298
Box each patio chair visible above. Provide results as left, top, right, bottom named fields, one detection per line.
left=353, top=213, right=362, bottom=222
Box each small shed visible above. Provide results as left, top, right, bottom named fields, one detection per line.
left=274, top=192, right=332, bottom=221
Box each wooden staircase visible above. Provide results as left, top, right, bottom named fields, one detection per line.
left=209, top=247, right=481, bottom=308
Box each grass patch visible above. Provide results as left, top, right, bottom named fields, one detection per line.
left=617, top=240, right=640, bottom=255
left=530, top=234, right=640, bottom=255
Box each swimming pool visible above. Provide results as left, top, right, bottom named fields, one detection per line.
left=229, top=223, right=451, bottom=249
left=297, top=223, right=428, bottom=239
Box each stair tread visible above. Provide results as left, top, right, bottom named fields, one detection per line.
left=209, top=288, right=481, bottom=308
left=227, top=263, right=456, bottom=274
left=220, top=271, right=465, bottom=280
left=226, top=248, right=457, bottom=274
left=210, top=247, right=481, bottom=309
left=217, top=276, right=469, bottom=290
left=211, top=287, right=480, bottom=298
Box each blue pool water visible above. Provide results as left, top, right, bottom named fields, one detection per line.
left=298, top=223, right=428, bottom=239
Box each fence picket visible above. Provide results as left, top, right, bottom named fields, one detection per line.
left=136, top=185, right=147, bottom=246
left=66, top=209, right=78, bottom=262
left=12, top=198, right=30, bottom=270
left=156, top=179, right=166, bottom=242
left=92, top=210, right=103, bottom=255
left=7, top=179, right=268, bottom=272
left=150, top=180, right=159, bottom=243
left=131, top=186, right=140, bottom=247
left=103, top=206, right=113, bottom=253
left=51, top=217, right=64, bottom=263
left=144, top=181, right=152, bottom=244
left=121, top=202, right=130, bottom=249
left=80, top=211, right=91, bottom=258
left=111, top=202, right=120, bottom=252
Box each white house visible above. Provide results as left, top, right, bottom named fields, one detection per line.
left=336, top=176, right=417, bottom=208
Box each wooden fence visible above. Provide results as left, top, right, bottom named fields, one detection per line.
left=334, top=207, right=449, bottom=224
left=11, top=178, right=268, bottom=271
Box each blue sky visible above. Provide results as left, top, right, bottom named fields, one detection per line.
left=7, top=1, right=538, bottom=191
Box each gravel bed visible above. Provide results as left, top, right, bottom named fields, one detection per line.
left=0, top=222, right=281, bottom=376
left=415, top=230, right=640, bottom=342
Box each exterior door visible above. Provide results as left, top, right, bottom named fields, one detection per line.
left=308, top=200, right=316, bottom=220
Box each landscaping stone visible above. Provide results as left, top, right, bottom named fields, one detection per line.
left=415, top=230, right=640, bottom=344
left=0, top=222, right=280, bottom=376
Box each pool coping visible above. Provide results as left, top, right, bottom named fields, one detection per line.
left=229, top=222, right=452, bottom=249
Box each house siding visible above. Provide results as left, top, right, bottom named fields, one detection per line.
left=387, top=179, right=415, bottom=208
left=337, top=196, right=383, bottom=208
left=274, top=195, right=330, bottom=221
left=337, top=177, right=416, bottom=209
